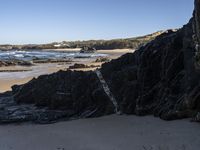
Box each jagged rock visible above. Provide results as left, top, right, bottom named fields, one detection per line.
left=80, top=47, right=96, bottom=53
left=101, top=12, right=200, bottom=120
left=101, top=26, right=199, bottom=120
left=95, top=57, right=110, bottom=63
left=0, top=60, right=33, bottom=67
left=0, top=0, right=200, bottom=124
left=0, top=92, right=73, bottom=124
left=69, top=63, right=100, bottom=69
left=195, top=0, right=200, bottom=46
left=194, top=0, right=200, bottom=67
left=11, top=70, right=114, bottom=123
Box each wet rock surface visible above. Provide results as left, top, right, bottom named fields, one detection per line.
left=0, top=0, right=200, bottom=124
left=80, top=46, right=96, bottom=53
left=0, top=92, right=72, bottom=124
left=0, top=60, right=33, bottom=67
left=68, top=63, right=100, bottom=69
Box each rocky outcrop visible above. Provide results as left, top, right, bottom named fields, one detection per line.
left=101, top=27, right=198, bottom=120
left=194, top=0, right=200, bottom=65
left=195, top=0, right=200, bottom=45
left=101, top=0, right=200, bottom=120
left=0, top=0, right=199, bottom=124
left=0, top=92, right=72, bottom=124
left=68, top=63, right=100, bottom=69
left=95, top=57, right=110, bottom=63
left=80, top=47, right=96, bottom=53
left=9, top=70, right=114, bottom=123
left=0, top=60, right=33, bottom=67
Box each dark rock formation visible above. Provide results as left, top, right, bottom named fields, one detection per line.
left=195, top=0, right=200, bottom=45
left=101, top=28, right=197, bottom=120
left=80, top=46, right=96, bottom=53
left=0, top=0, right=199, bottom=124
left=9, top=70, right=114, bottom=123
left=101, top=0, right=200, bottom=120
left=0, top=92, right=73, bottom=124
left=194, top=0, right=200, bottom=65
left=0, top=60, right=33, bottom=67
left=69, top=63, right=100, bottom=69
left=95, top=57, right=110, bottom=63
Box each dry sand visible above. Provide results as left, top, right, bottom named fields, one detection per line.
left=0, top=49, right=133, bottom=92
left=0, top=115, right=199, bottom=150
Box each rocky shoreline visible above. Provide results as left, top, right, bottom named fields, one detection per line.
left=0, top=0, right=200, bottom=124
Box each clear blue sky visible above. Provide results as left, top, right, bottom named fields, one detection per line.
left=0, top=0, right=194, bottom=44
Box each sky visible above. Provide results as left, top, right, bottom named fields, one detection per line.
left=0, top=0, right=194, bottom=44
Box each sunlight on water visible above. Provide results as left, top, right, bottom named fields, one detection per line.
left=0, top=50, right=107, bottom=61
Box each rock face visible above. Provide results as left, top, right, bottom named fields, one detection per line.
left=10, top=70, right=114, bottom=123
left=101, top=0, right=200, bottom=120
left=194, top=0, right=200, bottom=67
left=195, top=0, right=200, bottom=46
left=68, top=63, right=100, bottom=69
left=0, top=92, right=72, bottom=124
left=0, top=60, right=33, bottom=67
left=80, top=47, right=96, bottom=53
left=102, top=27, right=198, bottom=120
left=0, top=0, right=200, bottom=123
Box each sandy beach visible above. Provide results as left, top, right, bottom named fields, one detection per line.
left=1, top=1, right=199, bottom=149
left=42, top=48, right=81, bottom=52
left=0, top=49, right=133, bottom=92
left=0, top=115, right=199, bottom=150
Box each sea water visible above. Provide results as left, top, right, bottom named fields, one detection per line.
left=0, top=50, right=107, bottom=61
left=0, top=49, right=108, bottom=81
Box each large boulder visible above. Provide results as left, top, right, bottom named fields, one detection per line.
left=12, top=70, right=114, bottom=118
left=101, top=0, right=200, bottom=120
left=80, top=46, right=96, bottom=53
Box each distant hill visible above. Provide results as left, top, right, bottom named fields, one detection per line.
left=0, top=30, right=171, bottom=51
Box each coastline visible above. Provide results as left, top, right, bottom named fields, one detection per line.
left=0, top=1, right=199, bottom=150
left=0, top=49, right=133, bottom=92
left=42, top=48, right=81, bottom=52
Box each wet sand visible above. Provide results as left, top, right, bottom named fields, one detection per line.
left=0, top=49, right=133, bottom=92
left=0, top=115, right=199, bottom=150
left=0, top=63, right=71, bottom=92
left=43, top=48, right=81, bottom=52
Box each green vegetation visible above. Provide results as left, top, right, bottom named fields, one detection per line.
left=0, top=31, right=165, bottom=50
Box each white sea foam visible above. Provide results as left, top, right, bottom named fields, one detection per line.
left=0, top=50, right=107, bottom=61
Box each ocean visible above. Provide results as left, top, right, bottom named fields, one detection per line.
left=0, top=50, right=107, bottom=61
